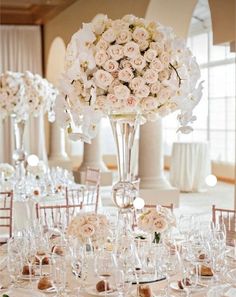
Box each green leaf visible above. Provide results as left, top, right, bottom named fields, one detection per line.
left=3, top=294, right=9, bottom=297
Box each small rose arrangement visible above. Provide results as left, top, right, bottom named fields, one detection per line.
left=0, top=71, right=58, bottom=122
left=0, top=163, right=15, bottom=179
left=27, top=161, right=47, bottom=179
left=59, top=14, right=203, bottom=142
left=67, top=212, right=109, bottom=246
left=138, top=206, right=176, bottom=243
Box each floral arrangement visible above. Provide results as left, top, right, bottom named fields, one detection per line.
left=0, top=163, right=15, bottom=179
left=138, top=206, right=176, bottom=243
left=67, top=212, right=109, bottom=245
left=59, top=14, right=203, bottom=142
left=0, top=71, right=58, bottom=122
left=27, top=161, right=47, bottom=178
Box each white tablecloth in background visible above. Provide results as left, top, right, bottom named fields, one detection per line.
left=169, top=142, right=211, bottom=192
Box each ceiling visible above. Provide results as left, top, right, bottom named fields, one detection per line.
left=0, top=0, right=77, bottom=25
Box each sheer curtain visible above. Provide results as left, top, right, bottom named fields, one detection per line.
left=0, top=25, right=48, bottom=163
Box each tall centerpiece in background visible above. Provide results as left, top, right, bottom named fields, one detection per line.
left=59, top=14, right=203, bottom=210
left=0, top=71, right=58, bottom=181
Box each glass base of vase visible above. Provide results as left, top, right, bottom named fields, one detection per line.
left=112, top=181, right=138, bottom=210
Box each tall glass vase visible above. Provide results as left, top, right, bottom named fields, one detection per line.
left=109, top=113, right=141, bottom=212
left=12, top=116, right=27, bottom=182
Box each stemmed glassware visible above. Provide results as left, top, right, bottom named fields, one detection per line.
left=95, top=251, right=117, bottom=297
left=35, top=236, right=50, bottom=277
left=181, top=262, right=199, bottom=297
left=52, top=256, right=67, bottom=297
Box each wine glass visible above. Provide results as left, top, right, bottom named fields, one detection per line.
left=35, top=236, right=50, bottom=276
left=181, top=262, right=199, bottom=297
left=114, top=269, right=132, bottom=297
left=7, top=253, right=22, bottom=288
left=178, top=215, right=195, bottom=241
left=52, top=256, right=67, bottom=297
left=95, top=251, right=117, bottom=297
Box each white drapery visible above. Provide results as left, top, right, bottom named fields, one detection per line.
left=0, top=25, right=48, bottom=163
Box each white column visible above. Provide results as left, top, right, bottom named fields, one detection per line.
left=138, top=118, right=179, bottom=206
left=73, top=128, right=113, bottom=186
left=48, top=119, right=72, bottom=170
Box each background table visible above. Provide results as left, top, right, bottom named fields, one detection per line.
left=169, top=142, right=211, bottom=192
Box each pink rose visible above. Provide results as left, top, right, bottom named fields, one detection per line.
left=143, top=69, right=158, bottom=84
left=103, top=59, right=119, bottom=72
left=114, top=84, right=130, bottom=100
left=126, top=95, right=138, bottom=107
left=94, top=69, right=113, bottom=90
left=132, top=27, right=149, bottom=42
left=118, top=67, right=134, bottom=82
left=108, top=44, right=124, bottom=60
left=123, top=41, right=140, bottom=59
left=95, top=50, right=109, bottom=66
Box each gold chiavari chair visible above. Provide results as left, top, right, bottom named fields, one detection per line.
left=212, top=205, right=236, bottom=246
left=0, top=191, right=13, bottom=243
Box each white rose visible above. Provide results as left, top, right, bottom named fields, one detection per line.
left=108, top=79, right=120, bottom=93
left=135, top=85, right=150, bottom=98
left=96, top=38, right=109, bottom=51
left=118, top=67, right=134, bottom=82
left=114, top=84, right=130, bottom=100
left=144, top=49, right=157, bottom=62
left=141, top=96, right=158, bottom=111
left=96, top=95, right=107, bottom=109
left=130, top=55, right=146, bottom=71
left=108, top=44, right=124, bottom=60
left=107, top=93, right=123, bottom=109
left=112, top=19, right=129, bottom=32
left=150, top=42, right=164, bottom=55
left=158, top=87, right=172, bottom=102
left=103, top=59, right=119, bottom=72
left=94, top=69, right=114, bottom=90
left=150, top=58, right=164, bottom=72
left=132, top=27, right=149, bottom=42
left=123, top=41, right=140, bottom=59
left=80, top=223, right=95, bottom=238
left=143, top=69, right=158, bottom=84
left=152, top=30, right=164, bottom=42
left=129, top=77, right=145, bottom=91
left=102, top=28, right=116, bottom=43
left=120, top=59, right=133, bottom=69
left=152, top=217, right=168, bottom=233
left=158, top=69, right=170, bottom=81
left=150, top=82, right=161, bottom=94
left=137, top=40, right=149, bottom=51
left=116, top=30, right=132, bottom=44
left=95, top=50, right=109, bottom=66
left=92, top=14, right=107, bottom=35
left=159, top=52, right=170, bottom=66
left=122, top=14, right=137, bottom=24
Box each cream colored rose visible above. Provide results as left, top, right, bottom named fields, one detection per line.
left=102, top=28, right=116, bottom=43
left=95, top=50, right=109, bottom=66
left=107, top=93, right=123, bottom=109
left=150, top=42, right=164, bottom=55
left=137, top=40, right=149, bottom=51
left=152, top=217, right=168, bottom=233
left=108, top=44, right=124, bottom=60
left=118, top=67, right=134, bottom=82
left=141, top=96, right=158, bottom=111
left=144, top=49, right=157, bottom=62
left=112, top=19, right=129, bottom=33
left=122, top=14, right=136, bottom=24
left=147, top=21, right=158, bottom=33
left=116, top=30, right=132, bottom=44
left=96, top=95, right=107, bottom=108
left=103, top=59, right=119, bottom=72
left=129, top=77, right=145, bottom=91
left=132, top=27, right=149, bottom=42
left=94, top=69, right=113, bottom=90
left=135, top=85, right=150, bottom=98
left=159, top=52, right=170, bottom=66
left=108, top=78, right=120, bottom=93
left=130, top=55, right=146, bottom=71
left=152, top=30, right=164, bottom=42
left=80, top=223, right=95, bottom=237
left=114, top=84, right=130, bottom=99
left=158, top=69, right=170, bottom=81
left=150, top=81, right=161, bottom=94
left=92, top=14, right=107, bottom=35
left=120, top=59, right=133, bottom=69
left=96, top=38, right=109, bottom=51
left=143, top=69, right=158, bottom=84
left=158, top=87, right=172, bottom=102
left=123, top=41, right=140, bottom=59
left=150, top=58, right=164, bottom=72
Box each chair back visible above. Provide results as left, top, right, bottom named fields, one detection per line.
left=65, top=188, right=83, bottom=209
left=212, top=205, right=236, bottom=245
left=0, top=191, right=13, bottom=242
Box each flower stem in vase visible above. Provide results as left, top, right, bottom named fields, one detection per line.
left=153, top=232, right=161, bottom=244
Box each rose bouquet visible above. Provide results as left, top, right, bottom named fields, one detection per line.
left=59, top=14, right=202, bottom=142
left=0, top=71, right=58, bottom=122
left=138, top=206, right=176, bottom=243
left=67, top=212, right=109, bottom=246
left=0, top=163, right=15, bottom=179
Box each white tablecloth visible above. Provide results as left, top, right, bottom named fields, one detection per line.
left=169, top=142, right=211, bottom=192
